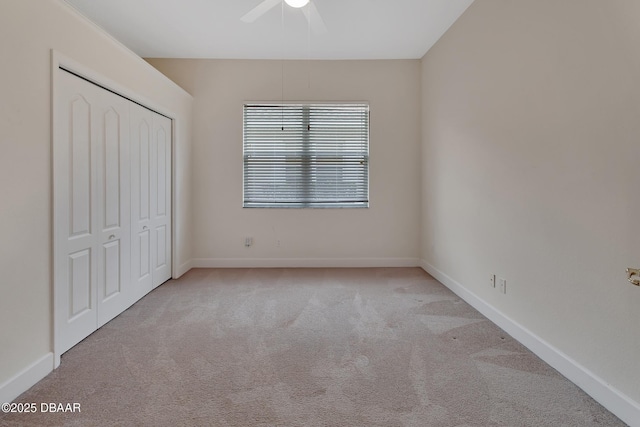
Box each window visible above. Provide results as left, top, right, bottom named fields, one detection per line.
left=243, top=103, right=369, bottom=208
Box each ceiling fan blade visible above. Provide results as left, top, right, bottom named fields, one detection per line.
left=241, top=0, right=281, bottom=23
left=302, top=2, right=328, bottom=35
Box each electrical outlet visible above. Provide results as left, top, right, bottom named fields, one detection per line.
left=244, top=237, right=253, bottom=247
left=489, top=274, right=496, bottom=288
left=498, top=278, right=507, bottom=294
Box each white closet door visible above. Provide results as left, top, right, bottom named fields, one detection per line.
left=55, top=67, right=172, bottom=356
left=55, top=70, right=131, bottom=352
left=130, top=104, right=154, bottom=300
left=131, top=106, right=172, bottom=293
left=54, top=71, right=99, bottom=354
left=95, top=84, right=131, bottom=327
left=151, top=113, right=172, bottom=288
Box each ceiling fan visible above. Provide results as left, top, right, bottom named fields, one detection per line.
left=241, top=0, right=327, bottom=34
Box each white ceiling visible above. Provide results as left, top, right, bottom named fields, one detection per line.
left=64, top=0, right=474, bottom=60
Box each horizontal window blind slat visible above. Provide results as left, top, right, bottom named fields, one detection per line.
left=243, top=103, right=369, bottom=209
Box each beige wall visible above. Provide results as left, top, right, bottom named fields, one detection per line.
left=5, top=0, right=637, bottom=417
left=147, top=59, right=421, bottom=266
left=0, top=0, right=192, bottom=389
left=421, top=0, right=640, bottom=406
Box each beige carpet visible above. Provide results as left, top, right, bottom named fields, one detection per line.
left=1, top=268, right=625, bottom=426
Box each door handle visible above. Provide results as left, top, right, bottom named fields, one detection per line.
left=143, top=226, right=148, bottom=230
left=626, top=268, right=640, bottom=286
left=108, top=235, right=115, bottom=240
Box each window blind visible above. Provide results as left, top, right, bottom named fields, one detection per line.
left=243, top=103, right=369, bottom=208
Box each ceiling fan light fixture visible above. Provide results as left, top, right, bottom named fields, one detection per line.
left=284, top=0, right=310, bottom=8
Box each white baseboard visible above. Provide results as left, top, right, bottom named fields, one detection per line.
left=192, top=257, right=421, bottom=269
left=420, top=260, right=640, bottom=427
left=0, top=353, right=54, bottom=404
left=175, top=259, right=194, bottom=278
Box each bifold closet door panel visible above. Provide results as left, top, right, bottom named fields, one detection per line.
left=95, top=86, right=132, bottom=328
left=151, top=113, right=172, bottom=288
left=54, top=70, right=132, bottom=352
left=130, top=104, right=154, bottom=300
left=54, top=71, right=99, bottom=354
left=131, top=107, right=172, bottom=295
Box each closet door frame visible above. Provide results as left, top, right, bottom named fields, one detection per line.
left=52, top=51, right=176, bottom=368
